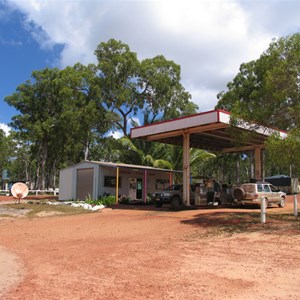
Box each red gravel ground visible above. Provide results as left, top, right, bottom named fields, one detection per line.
left=1, top=195, right=300, bottom=299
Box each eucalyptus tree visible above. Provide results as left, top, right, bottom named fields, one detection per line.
left=216, top=33, right=300, bottom=177
left=55, top=63, right=115, bottom=162
left=5, top=65, right=114, bottom=189
left=95, top=39, right=196, bottom=136
left=5, top=68, right=63, bottom=188
left=217, top=33, right=300, bottom=131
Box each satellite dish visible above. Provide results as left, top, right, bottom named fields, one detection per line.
left=11, top=182, right=29, bottom=204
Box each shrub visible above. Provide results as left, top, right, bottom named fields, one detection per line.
left=99, top=195, right=116, bottom=206
left=85, top=195, right=116, bottom=206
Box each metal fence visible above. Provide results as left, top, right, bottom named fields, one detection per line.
left=0, top=189, right=59, bottom=196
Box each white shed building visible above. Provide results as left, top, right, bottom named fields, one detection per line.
left=59, top=160, right=175, bottom=201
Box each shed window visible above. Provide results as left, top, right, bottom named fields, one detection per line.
left=104, top=176, right=121, bottom=187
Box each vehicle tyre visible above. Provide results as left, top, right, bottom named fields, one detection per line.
left=233, top=187, right=245, bottom=201
left=154, top=200, right=163, bottom=208
left=171, top=196, right=182, bottom=210
left=278, top=197, right=285, bottom=208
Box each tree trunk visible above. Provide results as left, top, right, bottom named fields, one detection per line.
left=51, top=161, right=57, bottom=188
left=35, top=164, right=40, bottom=190
left=83, top=140, right=90, bottom=160
left=39, top=139, right=48, bottom=190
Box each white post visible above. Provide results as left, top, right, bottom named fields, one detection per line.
left=261, top=198, right=266, bottom=224
left=294, top=194, right=298, bottom=217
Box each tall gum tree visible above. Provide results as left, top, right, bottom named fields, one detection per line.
left=95, top=39, right=196, bottom=136
left=216, top=33, right=300, bottom=177
left=217, top=33, right=300, bottom=130
left=5, top=68, right=63, bottom=189
left=5, top=65, right=114, bottom=189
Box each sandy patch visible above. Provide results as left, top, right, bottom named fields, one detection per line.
left=35, top=211, right=65, bottom=217
left=0, top=247, right=24, bottom=298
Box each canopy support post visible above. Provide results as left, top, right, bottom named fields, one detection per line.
left=183, top=133, right=191, bottom=206
left=254, top=148, right=262, bottom=181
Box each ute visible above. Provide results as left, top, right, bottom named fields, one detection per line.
left=153, top=184, right=195, bottom=209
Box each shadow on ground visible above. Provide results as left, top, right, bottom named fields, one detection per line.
left=180, top=210, right=300, bottom=236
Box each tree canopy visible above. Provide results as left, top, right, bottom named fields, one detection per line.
left=5, top=66, right=113, bottom=188
left=216, top=33, right=300, bottom=176
left=217, top=33, right=300, bottom=131
left=4, top=39, right=199, bottom=188
left=95, top=39, right=197, bottom=136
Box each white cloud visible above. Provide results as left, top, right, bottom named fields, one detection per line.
left=109, top=130, right=123, bottom=140
left=7, top=0, right=300, bottom=111
left=0, top=123, right=11, bottom=136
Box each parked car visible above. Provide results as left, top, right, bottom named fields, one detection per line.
left=153, top=184, right=195, bottom=209
left=233, top=182, right=286, bottom=208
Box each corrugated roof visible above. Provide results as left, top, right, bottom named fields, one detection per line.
left=61, top=160, right=180, bottom=173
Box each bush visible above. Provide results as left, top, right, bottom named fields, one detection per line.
left=100, top=195, right=116, bottom=206
left=85, top=195, right=116, bottom=206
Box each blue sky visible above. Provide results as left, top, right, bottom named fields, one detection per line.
left=1, top=0, right=300, bottom=136
left=0, top=1, right=62, bottom=127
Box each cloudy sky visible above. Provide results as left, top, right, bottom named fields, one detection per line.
left=1, top=0, right=300, bottom=135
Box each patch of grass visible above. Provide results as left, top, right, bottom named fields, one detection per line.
left=2, top=201, right=95, bottom=218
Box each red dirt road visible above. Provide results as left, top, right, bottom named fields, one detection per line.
left=1, top=196, right=300, bottom=299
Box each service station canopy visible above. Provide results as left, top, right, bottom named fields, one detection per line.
left=130, top=110, right=286, bottom=153
left=130, top=110, right=287, bottom=206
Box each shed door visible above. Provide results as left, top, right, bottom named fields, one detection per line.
left=76, top=168, right=94, bottom=200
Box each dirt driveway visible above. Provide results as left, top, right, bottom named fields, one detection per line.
left=1, top=196, right=300, bottom=299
